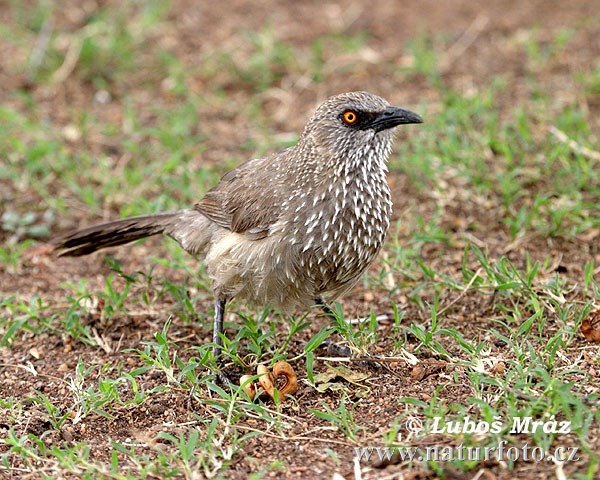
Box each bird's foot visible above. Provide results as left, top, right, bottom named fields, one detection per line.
left=318, top=340, right=382, bottom=370
left=213, top=358, right=244, bottom=386
left=216, top=369, right=234, bottom=386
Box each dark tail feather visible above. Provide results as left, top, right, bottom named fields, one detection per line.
left=53, top=211, right=182, bottom=257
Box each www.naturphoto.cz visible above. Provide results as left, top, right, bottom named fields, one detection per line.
left=1, top=1, right=599, bottom=479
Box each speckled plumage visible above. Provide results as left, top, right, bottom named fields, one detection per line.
left=54, top=91, right=422, bottom=361
left=178, top=92, right=404, bottom=312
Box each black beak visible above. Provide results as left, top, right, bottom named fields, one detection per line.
left=368, top=106, right=423, bottom=132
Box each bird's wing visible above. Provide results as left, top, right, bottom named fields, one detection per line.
left=194, top=150, right=289, bottom=239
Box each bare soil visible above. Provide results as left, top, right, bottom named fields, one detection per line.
left=1, top=1, right=600, bottom=479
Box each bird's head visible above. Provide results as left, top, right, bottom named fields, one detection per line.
left=300, top=91, right=423, bottom=160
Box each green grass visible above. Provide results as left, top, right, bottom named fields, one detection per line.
left=2, top=2, right=600, bottom=478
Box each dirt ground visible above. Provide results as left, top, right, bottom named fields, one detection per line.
left=1, top=1, right=600, bottom=479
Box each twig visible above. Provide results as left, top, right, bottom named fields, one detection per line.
left=502, top=231, right=532, bottom=254
left=440, top=15, right=489, bottom=73
left=437, top=267, right=483, bottom=317
left=51, top=35, right=83, bottom=84
left=196, top=395, right=305, bottom=425
left=234, top=424, right=356, bottom=447
left=0, top=363, right=67, bottom=384
left=27, top=18, right=54, bottom=83
left=345, top=314, right=389, bottom=325
left=91, top=327, right=112, bottom=354
left=549, top=125, right=600, bottom=162
left=316, top=356, right=455, bottom=368
left=378, top=361, right=404, bottom=379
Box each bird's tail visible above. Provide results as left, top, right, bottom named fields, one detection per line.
left=53, top=211, right=184, bottom=257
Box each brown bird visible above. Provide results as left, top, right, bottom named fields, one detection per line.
left=53, top=91, right=423, bottom=373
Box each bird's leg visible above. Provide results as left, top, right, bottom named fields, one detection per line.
left=314, top=295, right=381, bottom=369
left=315, top=295, right=348, bottom=354
left=315, top=294, right=335, bottom=317
left=212, top=297, right=226, bottom=359
left=212, top=297, right=232, bottom=384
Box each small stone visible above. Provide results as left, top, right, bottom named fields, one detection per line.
left=62, top=124, right=81, bottom=142
left=94, top=90, right=111, bottom=104
left=411, top=365, right=424, bottom=381
left=150, top=403, right=166, bottom=415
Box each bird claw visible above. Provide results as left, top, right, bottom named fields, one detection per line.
left=213, top=355, right=237, bottom=386
left=319, top=340, right=382, bottom=370
left=216, top=370, right=234, bottom=386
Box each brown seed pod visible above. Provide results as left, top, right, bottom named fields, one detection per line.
left=239, top=374, right=256, bottom=400
left=272, top=361, right=298, bottom=398
left=252, top=363, right=298, bottom=402
left=257, top=364, right=275, bottom=399
left=582, top=311, right=600, bottom=342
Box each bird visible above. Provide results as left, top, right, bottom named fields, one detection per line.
left=53, top=91, right=423, bottom=376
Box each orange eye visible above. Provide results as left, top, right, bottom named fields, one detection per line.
left=343, top=111, right=357, bottom=124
